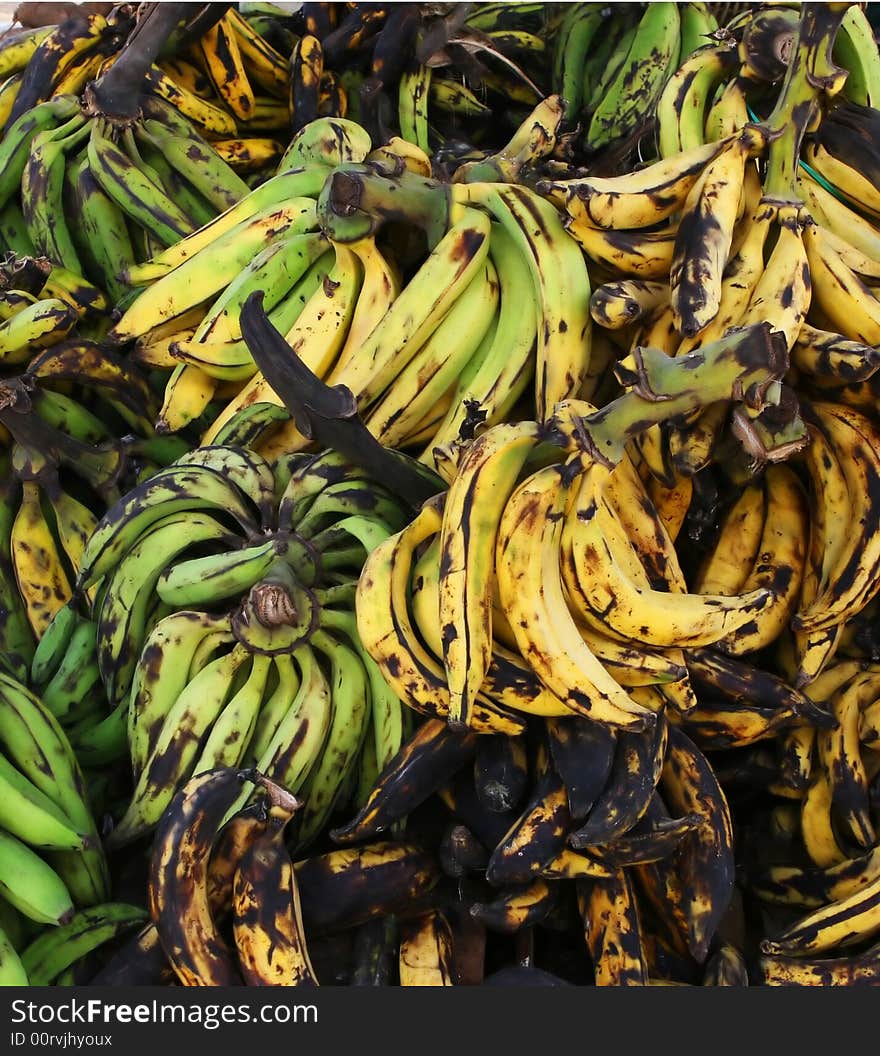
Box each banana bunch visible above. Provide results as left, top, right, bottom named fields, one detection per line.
left=0, top=344, right=186, bottom=660
left=279, top=2, right=554, bottom=150
left=0, top=257, right=92, bottom=364
left=293, top=145, right=591, bottom=464
left=552, top=2, right=721, bottom=153
left=126, top=765, right=441, bottom=987
left=107, top=101, right=583, bottom=455
left=717, top=655, right=880, bottom=985
left=103, top=115, right=375, bottom=438
left=330, top=711, right=744, bottom=983
left=354, top=321, right=792, bottom=738
left=0, top=671, right=110, bottom=931
left=62, top=437, right=422, bottom=854
left=0, top=5, right=302, bottom=306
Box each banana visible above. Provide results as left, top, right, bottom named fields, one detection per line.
left=398, top=65, right=431, bottom=154
left=0, top=751, right=91, bottom=851
left=552, top=3, right=605, bottom=121
left=693, top=483, right=766, bottom=596
left=671, top=129, right=762, bottom=337
left=232, top=791, right=318, bottom=986
left=364, top=258, right=499, bottom=449
left=748, top=839, right=880, bottom=910
left=193, top=253, right=334, bottom=436
left=0, top=922, right=28, bottom=985
left=579, top=869, right=648, bottom=986
left=225, top=7, right=289, bottom=98
left=590, top=280, right=669, bottom=329
left=178, top=234, right=344, bottom=385
left=64, top=152, right=135, bottom=302
left=797, top=168, right=880, bottom=271
left=11, top=478, right=72, bottom=639
left=199, top=14, right=256, bottom=122
left=331, top=718, right=477, bottom=845
left=0, top=297, right=78, bottom=363
left=0, top=457, right=34, bottom=679
left=144, top=65, right=237, bottom=137
left=125, top=168, right=326, bottom=283
left=138, top=119, right=249, bottom=214
left=148, top=767, right=253, bottom=986
left=761, top=869, right=880, bottom=957
left=157, top=363, right=217, bottom=434
left=38, top=616, right=99, bottom=721
left=209, top=136, right=283, bottom=173
left=94, top=510, right=238, bottom=706
left=0, top=829, right=74, bottom=925
left=279, top=116, right=372, bottom=173
left=791, top=323, right=879, bottom=384
left=20, top=903, right=147, bottom=986
left=487, top=744, right=571, bottom=885
left=192, top=653, right=273, bottom=775
left=294, top=629, right=371, bottom=850
left=834, top=3, right=880, bottom=106
left=794, top=403, right=880, bottom=634
left=44, top=485, right=98, bottom=595
left=659, top=726, right=735, bottom=962
left=0, top=25, right=54, bottom=80
left=760, top=944, right=880, bottom=986
left=473, top=734, right=529, bottom=815
left=715, top=465, right=808, bottom=657
left=740, top=205, right=811, bottom=351
left=436, top=420, right=540, bottom=728
left=705, top=76, right=750, bottom=141
left=547, top=714, right=617, bottom=822
left=471, top=879, right=556, bottom=934
left=355, top=497, right=527, bottom=737
left=156, top=540, right=280, bottom=611
left=127, top=611, right=234, bottom=780
left=0, top=94, right=81, bottom=209
left=565, top=220, right=677, bottom=280
left=333, top=237, right=400, bottom=375
left=30, top=600, right=77, bottom=688
left=244, top=644, right=331, bottom=805
left=803, top=219, right=880, bottom=345
left=0, top=672, right=108, bottom=903
left=817, top=671, right=878, bottom=850
left=399, top=911, right=455, bottom=986
left=568, top=716, right=668, bottom=849
left=87, top=118, right=196, bottom=248
left=289, top=34, right=323, bottom=133
left=21, top=111, right=89, bottom=271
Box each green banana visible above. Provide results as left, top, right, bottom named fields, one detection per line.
left=0, top=829, right=74, bottom=925
left=20, top=903, right=148, bottom=986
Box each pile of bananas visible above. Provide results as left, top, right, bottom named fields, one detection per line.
left=4, top=0, right=880, bottom=990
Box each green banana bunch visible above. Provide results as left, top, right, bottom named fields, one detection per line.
left=73, top=441, right=414, bottom=852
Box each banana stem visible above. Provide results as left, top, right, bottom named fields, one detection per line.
left=317, top=166, right=453, bottom=246
left=730, top=386, right=809, bottom=466
left=86, top=3, right=191, bottom=119
left=565, top=323, right=788, bottom=466
left=239, top=292, right=445, bottom=510
left=761, top=2, right=851, bottom=201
